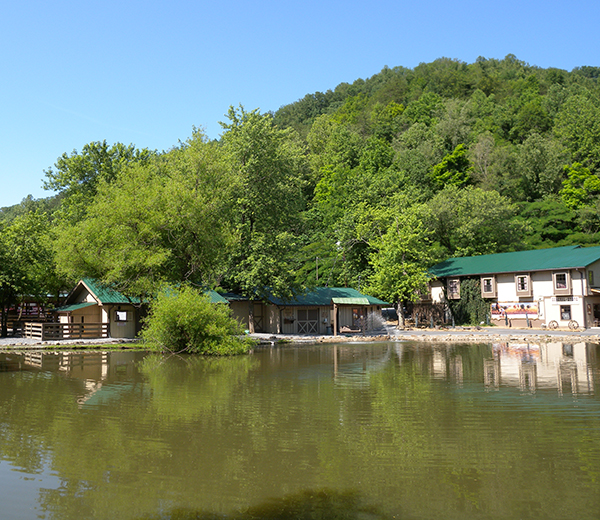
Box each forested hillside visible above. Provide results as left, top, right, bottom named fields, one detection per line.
left=2, top=55, right=600, bottom=321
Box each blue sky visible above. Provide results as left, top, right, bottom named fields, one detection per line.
left=1, top=0, right=599, bottom=208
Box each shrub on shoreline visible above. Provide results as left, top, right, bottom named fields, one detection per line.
left=141, top=285, right=253, bottom=355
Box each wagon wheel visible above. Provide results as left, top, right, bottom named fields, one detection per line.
left=568, top=320, right=579, bottom=330
left=548, top=320, right=559, bottom=329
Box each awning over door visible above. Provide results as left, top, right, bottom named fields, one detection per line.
left=53, top=302, right=97, bottom=313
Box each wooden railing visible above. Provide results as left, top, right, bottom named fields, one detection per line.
left=24, top=322, right=109, bottom=341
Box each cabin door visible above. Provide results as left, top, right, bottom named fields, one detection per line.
left=297, top=309, right=319, bottom=334
left=253, top=304, right=264, bottom=333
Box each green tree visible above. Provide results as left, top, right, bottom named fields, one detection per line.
left=509, top=96, right=552, bottom=142
left=446, top=278, right=491, bottom=325
left=430, top=144, right=473, bottom=189
left=219, top=106, right=308, bottom=302
left=424, top=186, right=523, bottom=258
left=44, top=140, right=155, bottom=222
left=560, top=162, right=600, bottom=209
left=555, top=93, right=600, bottom=170
left=53, top=132, right=235, bottom=299
left=519, top=196, right=578, bottom=248
left=402, top=92, right=444, bottom=126
left=357, top=199, right=433, bottom=327
left=514, top=133, right=569, bottom=201
left=369, top=100, right=404, bottom=141
left=0, top=212, right=59, bottom=336
left=141, top=285, right=252, bottom=355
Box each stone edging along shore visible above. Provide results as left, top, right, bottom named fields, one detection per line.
left=1, top=329, right=599, bottom=350
left=251, top=328, right=600, bottom=345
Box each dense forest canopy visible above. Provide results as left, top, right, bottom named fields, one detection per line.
left=1, top=54, right=600, bottom=326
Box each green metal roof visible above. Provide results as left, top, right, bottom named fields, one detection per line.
left=54, top=302, right=97, bottom=313
left=206, top=290, right=228, bottom=304
left=220, top=292, right=249, bottom=302
left=80, top=278, right=140, bottom=304
left=268, top=287, right=388, bottom=307
left=429, top=245, right=600, bottom=278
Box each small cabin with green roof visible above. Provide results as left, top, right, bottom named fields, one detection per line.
left=428, top=245, right=600, bottom=329
left=224, top=287, right=388, bottom=335
left=53, top=278, right=141, bottom=339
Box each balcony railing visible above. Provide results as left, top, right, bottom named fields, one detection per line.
left=23, top=322, right=109, bottom=341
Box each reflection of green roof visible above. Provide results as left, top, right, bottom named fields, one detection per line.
left=80, top=382, right=136, bottom=408
left=54, top=302, right=97, bottom=313
left=81, top=278, right=140, bottom=304
left=269, top=287, right=388, bottom=306
left=429, top=245, right=600, bottom=278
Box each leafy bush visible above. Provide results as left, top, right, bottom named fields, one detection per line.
left=447, top=277, right=492, bottom=325
left=141, top=285, right=253, bottom=355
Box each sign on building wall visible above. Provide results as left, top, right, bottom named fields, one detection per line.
left=491, top=302, right=539, bottom=319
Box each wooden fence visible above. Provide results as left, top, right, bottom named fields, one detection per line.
left=24, top=322, right=109, bottom=341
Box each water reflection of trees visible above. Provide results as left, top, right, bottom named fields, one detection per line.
left=0, top=344, right=599, bottom=520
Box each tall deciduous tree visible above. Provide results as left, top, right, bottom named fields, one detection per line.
left=560, top=162, right=600, bottom=209
left=44, top=140, right=155, bottom=222
left=53, top=132, right=235, bottom=299
left=423, top=185, right=524, bottom=258
left=555, top=93, right=600, bottom=170
left=0, top=212, right=58, bottom=337
left=219, top=106, right=308, bottom=301
left=356, top=199, right=433, bottom=327
left=430, top=144, right=473, bottom=189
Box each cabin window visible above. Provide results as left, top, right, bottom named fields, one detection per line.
left=481, top=276, right=496, bottom=298
left=115, top=311, right=128, bottom=322
left=514, top=273, right=532, bottom=297
left=588, top=270, right=594, bottom=286
left=447, top=279, right=460, bottom=299
left=560, top=305, right=571, bottom=321
left=553, top=271, right=571, bottom=295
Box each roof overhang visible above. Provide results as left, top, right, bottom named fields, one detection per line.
left=53, top=302, right=97, bottom=313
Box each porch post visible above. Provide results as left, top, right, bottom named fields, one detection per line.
left=333, top=303, right=338, bottom=336
left=248, top=301, right=255, bottom=334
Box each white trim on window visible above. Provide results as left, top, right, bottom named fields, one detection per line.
left=515, top=273, right=532, bottom=297
left=481, top=276, right=496, bottom=298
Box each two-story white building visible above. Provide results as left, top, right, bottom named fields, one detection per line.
left=428, top=245, right=600, bottom=329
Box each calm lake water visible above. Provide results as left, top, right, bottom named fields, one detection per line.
left=1, top=341, right=599, bottom=520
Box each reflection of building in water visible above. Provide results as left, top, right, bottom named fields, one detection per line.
left=450, top=355, right=463, bottom=386
left=519, top=358, right=537, bottom=393
left=20, top=351, right=143, bottom=406
left=430, top=342, right=595, bottom=396
left=432, top=348, right=465, bottom=386
left=22, top=351, right=138, bottom=380
left=483, top=357, right=500, bottom=390
left=490, top=342, right=594, bottom=395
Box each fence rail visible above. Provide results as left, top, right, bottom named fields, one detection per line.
left=24, top=322, right=109, bottom=341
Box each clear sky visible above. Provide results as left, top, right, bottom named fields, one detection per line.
left=1, top=0, right=599, bottom=208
